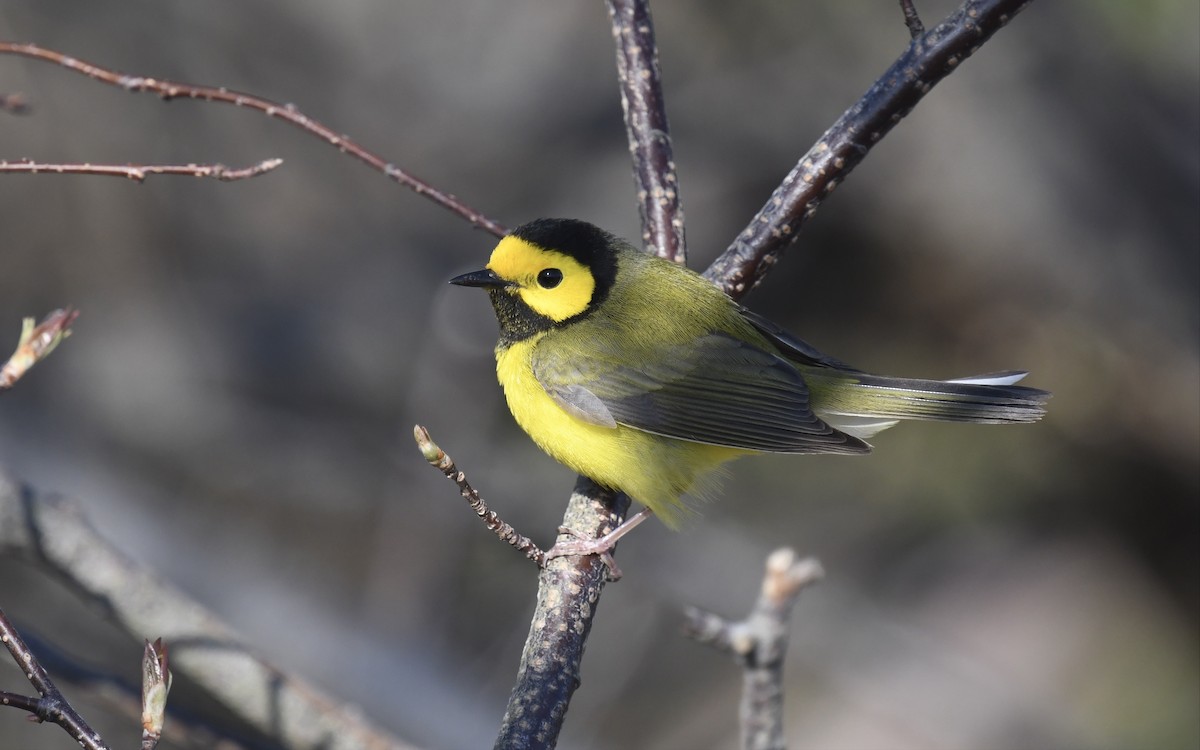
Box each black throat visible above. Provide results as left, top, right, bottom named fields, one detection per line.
left=488, top=288, right=554, bottom=346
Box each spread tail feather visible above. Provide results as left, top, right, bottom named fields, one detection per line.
left=804, top=369, right=1051, bottom=439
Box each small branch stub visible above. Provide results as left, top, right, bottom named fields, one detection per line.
left=899, top=0, right=926, bottom=38
left=684, top=549, right=824, bottom=750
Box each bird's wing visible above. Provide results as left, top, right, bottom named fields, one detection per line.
left=531, top=331, right=869, bottom=454
left=737, top=306, right=862, bottom=371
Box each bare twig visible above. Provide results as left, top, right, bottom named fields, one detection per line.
left=0, top=471, right=422, bottom=750
left=683, top=549, right=824, bottom=750
left=1, top=92, right=30, bottom=113
left=606, top=0, right=687, bottom=263
left=414, top=425, right=546, bottom=565
left=0, top=42, right=507, bottom=237
left=0, top=607, right=110, bottom=750
left=0, top=158, right=282, bottom=182
left=0, top=308, right=78, bottom=391
left=703, top=0, right=1034, bottom=300
left=899, top=0, right=926, bottom=39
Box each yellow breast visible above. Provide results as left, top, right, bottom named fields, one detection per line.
left=495, top=336, right=743, bottom=527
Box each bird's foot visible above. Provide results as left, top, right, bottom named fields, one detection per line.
left=543, top=508, right=655, bottom=581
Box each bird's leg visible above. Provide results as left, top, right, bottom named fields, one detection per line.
left=545, top=507, right=655, bottom=580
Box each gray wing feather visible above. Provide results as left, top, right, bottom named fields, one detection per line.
left=533, top=332, right=868, bottom=454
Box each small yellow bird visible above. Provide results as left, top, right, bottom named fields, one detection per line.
left=451, top=218, right=1048, bottom=536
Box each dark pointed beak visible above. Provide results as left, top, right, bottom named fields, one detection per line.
left=449, top=268, right=513, bottom=288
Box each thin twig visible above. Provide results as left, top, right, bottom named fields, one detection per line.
left=606, top=0, right=687, bottom=262
left=413, top=425, right=546, bottom=565
left=0, top=607, right=110, bottom=750
left=0, top=308, right=78, bottom=392
left=683, top=549, right=824, bottom=750
left=899, top=0, right=926, bottom=39
left=1, top=92, right=30, bottom=113
left=0, top=42, right=507, bottom=237
left=703, top=0, right=1034, bottom=300
left=0, top=158, right=282, bottom=182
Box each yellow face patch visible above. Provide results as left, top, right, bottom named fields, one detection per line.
left=487, top=235, right=596, bottom=322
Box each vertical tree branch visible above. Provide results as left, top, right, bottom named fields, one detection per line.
left=494, top=478, right=630, bottom=750
left=496, top=3, right=677, bottom=745
left=606, top=0, right=687, bottom=262
left=703, top=0, right=1034, bottom=300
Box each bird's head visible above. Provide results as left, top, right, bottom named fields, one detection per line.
left=450, top=218, right=620, bottom=340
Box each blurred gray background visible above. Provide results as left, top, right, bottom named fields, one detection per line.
left=1, top=1, right=1197, bottom=748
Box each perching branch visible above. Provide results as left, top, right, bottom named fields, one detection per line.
left=0, top=607, right=109, bottom=750
left=703, top=0, right=1034, bottom=300
left=0, top=158, right=282, bottom=182
left=494, top=478, right=630, bottom=750
left=0, top=42, right=507, bottom=237
left=683, top=549, right=824, bottom=750
left=606, top=0, right=687, bottom=263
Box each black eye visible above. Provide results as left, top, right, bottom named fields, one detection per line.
left=537, top=268, right=563, bottom=289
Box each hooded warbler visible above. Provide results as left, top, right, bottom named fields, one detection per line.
left=451, top=218, right=1049, bottom=529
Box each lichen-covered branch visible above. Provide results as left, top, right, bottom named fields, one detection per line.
left=493, top=478, right=630, bottom=750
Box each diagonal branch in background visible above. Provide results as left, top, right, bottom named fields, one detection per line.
left=0, top=42, right=507, bottom=238
left=704, top=0, right=1034, bottom=300
left=606, top=0, right=687, bottom=263
left=0, top=158, right=282, bottom=183
left=0, top=472, right=422, bottom=750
